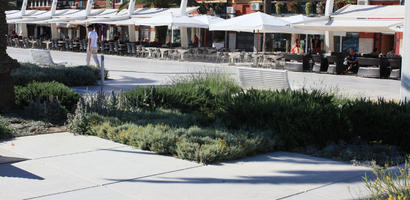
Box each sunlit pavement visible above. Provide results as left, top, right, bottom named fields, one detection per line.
left=8, top=47, right=400, bottom=100
left=0, top=133, right=373, bottom=200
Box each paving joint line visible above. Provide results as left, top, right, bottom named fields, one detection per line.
left=24, top=165, right=204, bottom=200
left=23, top=146, right=125, bottom=162
left=275, top=172, right=368, bottom=200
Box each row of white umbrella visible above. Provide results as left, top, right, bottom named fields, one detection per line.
left=7, top=5, right=403, bottom=39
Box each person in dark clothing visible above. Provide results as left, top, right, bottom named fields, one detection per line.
left=345, top=48, right=359, bottom=73
left=369, top=48, right=380, bottom=58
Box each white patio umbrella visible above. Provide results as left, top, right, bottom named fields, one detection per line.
left=135, top=13, right=207, bottom=47
left=294, top=5, right=404, bottom=33
left=135, top=13, right=208, bottom=28
left=209, top=12, right=292, bottom=52
left=209, top=12, right=290, bottom=33
left=191, top=15, right=225, bottom=48
left=191, top=15, right=225, bottom=26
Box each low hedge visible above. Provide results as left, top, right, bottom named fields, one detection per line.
left=69, top=112, right=277, bottom=164
left=15, top=81, right=81, bottom=123
left=12, top=63, right=107, bottom=86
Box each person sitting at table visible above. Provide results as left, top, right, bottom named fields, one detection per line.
left=386, top=48, right=396, bottom=58
left=10, top=31, right=18, bottom=39
left=369, top=48, right=380, bottom=58
left=193, top=35, right=199, bottom=46
left=344, top=48, right=359, bottom=73
left=291, top=40, right=304, bottom=54
left=113, top=32, right=121, bottom=41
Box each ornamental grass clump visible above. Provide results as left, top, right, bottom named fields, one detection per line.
left=363, top=157, right=410, bottom=200
left=0, top=122, right=13, bottom=140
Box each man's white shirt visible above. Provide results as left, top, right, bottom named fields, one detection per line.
left=88, top=30, right=98, bottom=48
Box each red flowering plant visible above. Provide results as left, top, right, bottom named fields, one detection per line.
left=336, top=1, right=346, bottom=9
left=287, top=1, right=299, bottom=13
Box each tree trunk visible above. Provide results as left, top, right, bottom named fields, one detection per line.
left=0, top=1, right=20, bottom=110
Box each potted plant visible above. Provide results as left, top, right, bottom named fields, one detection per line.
left=305, top=1, right=313, bottom=16
left=287, top=1, right=299, bottom=13
left=276, top=2, right=284, bottom=15
left=336, top=1, right=346, bottom=9
left=316, top=1, right=326, bottom=15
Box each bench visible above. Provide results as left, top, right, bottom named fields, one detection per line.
left=387, top=58, right=402, bottom=79
left=326, top=54, right=345, bottom=74
left=326, top=55, right=337, bottom=74
left=31, top=49, right=66, bottom=67
left=311, top=54, right=322, bottom=72
left=357, top=57, right=380, bottom=78
left=237, top=67, right=290, bottom=91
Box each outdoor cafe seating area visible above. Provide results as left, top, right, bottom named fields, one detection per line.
left=7, top=34, right=402, bottom=80
left=6, top=4, right=404, bottom=80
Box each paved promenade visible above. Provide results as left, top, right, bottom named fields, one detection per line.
left=7, top=47, right=401, bottom=100
left=0, top=133, right=372, bottom=200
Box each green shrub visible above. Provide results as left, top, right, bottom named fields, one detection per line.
left=68, top=110, right=277, bottom=164
left=342, top=99, right=410, bottom=152
left=124, top=73, right=241, bottom=117
left=220, top=89, right=347, bottom=149
left=68, top=73, right=410, bottom=159
left=12, top=63, right=107, bottom=86
left=15, top=81, right=81, bottom=113
left=0, top=123, right=13, bottom=140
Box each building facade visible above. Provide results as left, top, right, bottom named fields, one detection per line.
left=27, top=0, right=109, bottom=10
left=197, top=0, right=402, bottom=54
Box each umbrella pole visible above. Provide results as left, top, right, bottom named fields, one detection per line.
left=305, top=34, right=308, bottom=53
left=256, top=31, right=260, bottom=53
left=262, top=33, right=265, bottom=53
left=170, top=26, right=173, bottom=49
left=204, top=29, right=207, bottom=47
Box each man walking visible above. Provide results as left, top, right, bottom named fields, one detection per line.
left=86, top=25, right=100, bottom=68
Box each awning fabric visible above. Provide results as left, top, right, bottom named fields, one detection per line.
left=294, top=5, right=404, bottom=33
left=64, top=7, right=199, bottom=26
left=295, top=19, right=403, bottom=33
left=135, top=13, right=208, bottom=28
left=191, top=15, right=225, bottom=26
left=209, top=12, right=290, bottom=32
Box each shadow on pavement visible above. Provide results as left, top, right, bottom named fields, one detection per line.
left=104, top=152, right=374, bottom=185
left=0, top=162, right=44, bottom=180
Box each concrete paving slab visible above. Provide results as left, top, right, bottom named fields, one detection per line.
left=35, top=145, right=201, bottom=185
left=0, top=132, right=373, bottom=200
left=34, top=185, right=136, bottom=200
left=101, top=152, right=372, bottom=200
left=0, top=133, right=125, bottom=159
left=0, top=159, right=97, bottom=200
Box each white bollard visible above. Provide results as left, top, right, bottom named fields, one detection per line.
left=100, top=55, right=105, bottom=86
